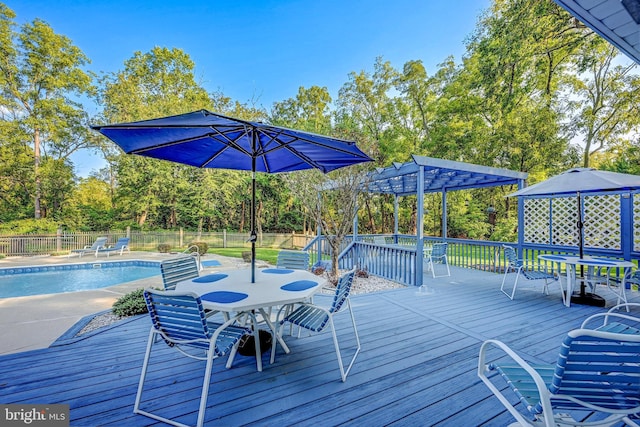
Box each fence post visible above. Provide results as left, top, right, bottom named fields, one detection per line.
left=56, top=228, right=62, bottom=252
left=179, top=227, right=184, bottom=247
left=223, top=230, right=227, bottom=248
left=126, top=226, right=131, bottom=238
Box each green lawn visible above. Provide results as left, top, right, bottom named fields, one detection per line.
left=208, top=247, right=281, bottom=265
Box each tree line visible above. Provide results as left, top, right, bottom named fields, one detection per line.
left=1, top=0, right=639, bottom=241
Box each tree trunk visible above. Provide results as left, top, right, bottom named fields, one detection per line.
left=34, top=129, right=42, bottom=219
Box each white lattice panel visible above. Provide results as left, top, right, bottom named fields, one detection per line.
left=523, top=199, right=550, bottom=243
left=635, top=193, right=640, bottom=252
left=583, top=194, right=620, bottom=250
left=551, top=197, right=578, bottom=247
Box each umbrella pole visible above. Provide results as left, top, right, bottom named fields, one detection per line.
left=570, top=192, right=605, bottom=307
left=251, top=167, right=256, bottom=283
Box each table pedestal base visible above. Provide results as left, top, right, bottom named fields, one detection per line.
left=569, top=292, right=606, bottom=307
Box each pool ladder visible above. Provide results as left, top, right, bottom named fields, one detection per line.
left=183, top=245, right=202, bottom=271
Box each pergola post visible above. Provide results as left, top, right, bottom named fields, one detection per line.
left=393, top=194, right=399, bottom=243
left=416, top=165, right=425, bottom=287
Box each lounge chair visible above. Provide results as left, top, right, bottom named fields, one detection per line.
left=96, top=237, right=130, bottom=257
left=134, top=289, right=252, bottom=427
left=68, top=237, right=108, bottom=258
left=478, top=328, right=640, bottom=426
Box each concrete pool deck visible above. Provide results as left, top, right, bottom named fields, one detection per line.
left=0, top=252, right=247, bottom=355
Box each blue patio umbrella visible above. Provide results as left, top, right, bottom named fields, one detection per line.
left=92, top=109, right=372, bottom=282
left=508, top=167, right=640, bottom=304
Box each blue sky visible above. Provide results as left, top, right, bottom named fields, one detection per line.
left=9, top=0, right=491, bottom=176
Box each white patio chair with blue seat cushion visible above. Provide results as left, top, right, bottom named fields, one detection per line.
left=160, top=256, right=200, bottom=290
left=134, top=289, right=252, bottom=427
left=581, top=303, right=640, bottom=335
left=276, top=250, right=310, bottom=270
left=69, top=236, right=108, bottom=258
left=478, top=328, right=640, bottom=427
left=424, top=242, right=450, bottom=278
left=96, top=237, right=130, bottom=257
left=501, top=245, right=561, bottom=301
left=270, top=270, right=360, bottom=382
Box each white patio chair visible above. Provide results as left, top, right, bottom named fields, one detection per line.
left=424, top=242, right=450, bottom=278
left=270, top=270, right=360, bottom=382
left=479, top=328, right=640, bottom=426
left=581, top=302, right=640, bottom=334
left=501, top=245, right=561, bottom=301
left=276, top=250, right=310, bottom=270
left=134, top=289, right=252, bottom=427
left=160, top=256, right=200, bottom=290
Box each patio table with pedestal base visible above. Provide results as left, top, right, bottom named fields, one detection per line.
left=175, top=267, right=325, bottom=371
left=538, top=254, right=634, bottom=308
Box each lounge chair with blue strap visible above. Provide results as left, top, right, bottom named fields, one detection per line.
left=69, top=236, right=108, bottom=258
left=271, top=270, right=360, bottom=382
left=134, top=289, right=252, bottom=427
left=96, top=237, right=130, bottom=257
left=478, top=328, right=640, bottom=426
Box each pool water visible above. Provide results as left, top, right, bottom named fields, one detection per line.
left=0, top=264, right=161, bottom=298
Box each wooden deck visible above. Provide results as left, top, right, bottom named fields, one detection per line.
left=1, top=267, right=638, bottom=426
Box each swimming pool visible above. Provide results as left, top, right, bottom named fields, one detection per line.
left=0, top=261, right=161, bottom=298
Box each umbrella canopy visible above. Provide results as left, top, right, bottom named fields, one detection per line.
left=508, top=168, right=640, bottom=198
left=92, top=109, right=373, bottom=282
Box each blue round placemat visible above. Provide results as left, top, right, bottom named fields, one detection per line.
left=280, top=280, right=318, bottom=291
left=262, top=268, right=294, bottom=274
left=541, top=255, right=568, bottom=261
left=580, top=259, right=616, bottom=266
left=201, top=291, right=248, bottom=303
left=192, top=273, right=228, bottom=283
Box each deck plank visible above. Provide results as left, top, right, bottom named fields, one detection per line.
left=0, top=267, right=638, bottom=426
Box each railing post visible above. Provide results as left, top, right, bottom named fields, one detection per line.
left=56, top=228, right=62, bottom=252
left=223, top=230, right=227, bottom=248
left=179, top=227, right=184, bottom=247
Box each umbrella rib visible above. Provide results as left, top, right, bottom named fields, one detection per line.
left=256, top=128, right=369, bottom=173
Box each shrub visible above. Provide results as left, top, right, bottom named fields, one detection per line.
left=112, top=288, right=149, bottom=317
left=157, top=243, right=172, bottom=253
left=187, top=241, right=208, bottom=256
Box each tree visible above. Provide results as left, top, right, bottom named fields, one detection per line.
left=98, top=47, right=212, bottom=228
left=0, top=4, right=96, bottom=219
left=567, top=43, right=640, bottom=167
left=284, top=168, right=368, bottom=283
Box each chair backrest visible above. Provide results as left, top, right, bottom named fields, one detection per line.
left=90, top=237, right=108, bottom=249
left=160, top=256, right=200, bottom=290
left=542, top=328, right=640, bottom=415
left=113, top=237, right=130, bottom=248
left=502, top=245, right=522, bottom=269
left=431, top=242, right=448, bottom=258
left=330, top=270, right=356, bottom=314
left=276, top=250, right=310, bottom=270
left=143, top=289, right=211, bottom=350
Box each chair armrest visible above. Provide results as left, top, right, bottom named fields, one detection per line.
left=478, top=339, right=551, bottom=425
